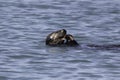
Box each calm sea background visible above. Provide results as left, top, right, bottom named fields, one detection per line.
left=0, top=0, right=120, bottom=80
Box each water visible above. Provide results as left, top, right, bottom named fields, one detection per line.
left=0, top=0, right=120, bottom=80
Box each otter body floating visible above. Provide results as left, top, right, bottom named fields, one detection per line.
left=45, top=29, right=120, bottom=50
left=46, top=29, right=79, bottom=46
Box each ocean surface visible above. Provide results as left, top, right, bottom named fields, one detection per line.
left=0, top=0, right=120, bottom=80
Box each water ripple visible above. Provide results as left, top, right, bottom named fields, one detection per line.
left=0, top=0, right=120, bottom=80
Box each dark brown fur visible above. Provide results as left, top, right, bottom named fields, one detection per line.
left=46, top=29, right=79, bottom=46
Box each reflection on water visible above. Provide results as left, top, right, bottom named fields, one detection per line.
left=0, top=0, right=120, bottom=80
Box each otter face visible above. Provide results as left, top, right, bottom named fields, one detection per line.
left=46, top=29, right=67, bottom=46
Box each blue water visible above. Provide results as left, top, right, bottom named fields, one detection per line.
left=0, top=0, right=120, bottom=80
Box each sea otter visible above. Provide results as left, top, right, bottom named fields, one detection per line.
left=46, top=29, right=120, bottom=49
left=46, top=29, right=79, bottom=46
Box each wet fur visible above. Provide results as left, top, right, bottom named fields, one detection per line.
left=46, top=29, right=79, bottom=46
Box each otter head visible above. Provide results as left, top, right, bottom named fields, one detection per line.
left=46, top=29, right=67, bottom=46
